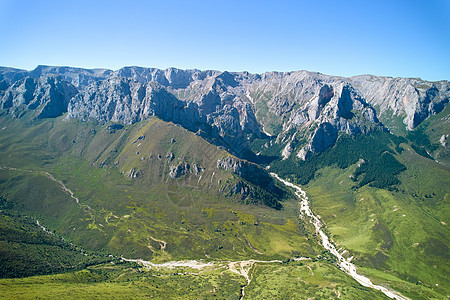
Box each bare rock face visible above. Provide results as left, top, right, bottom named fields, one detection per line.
left=0, top=67, right=28, bottom=85
left=68, top=78, right=163, bottom=124
left=217, top=156, right=274, bottom=187
left=1, top=65, right=448, bottom=160
left=440, top=135, right=448, bottom=147
left=169, top=162, right=190, bottom=178
left=29, top=65, right=113, bottom=88
left=0, top=76, right=78, bottom=118
left=308, top=122, right=338, bottom=154
left=349, top=75, right=450, bottom=130
left=249, top=72, right=385, bottom=158
left=66, top=76, right=262, bottom=157
left=67, top=78, right=207, bottom=137
left=116, top=67, right=219, bottom=88
left=282, top=134, right=298, bottom=160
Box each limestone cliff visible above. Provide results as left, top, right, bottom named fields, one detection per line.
left=0, top=75, right=78, bottom=119
left=1, top=66, right=448, bottom=160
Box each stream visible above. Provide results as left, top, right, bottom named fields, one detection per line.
left=21, top=164, right=409, bottom=299
left=121, top=257, right=285, bottom=300
left=271, top=173, right=409, bottom=300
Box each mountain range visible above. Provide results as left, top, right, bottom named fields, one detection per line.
left=0, top=65, right=449, bottom=299
left=1, top=65, right=448, bottom=160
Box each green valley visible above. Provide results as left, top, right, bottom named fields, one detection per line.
left=0, top=65, right=448, bottom=299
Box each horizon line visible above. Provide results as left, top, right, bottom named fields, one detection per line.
left=1, top=64, right=445, bottom=82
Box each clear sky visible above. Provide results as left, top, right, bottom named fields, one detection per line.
left=0, top=0, right=449, bottom=81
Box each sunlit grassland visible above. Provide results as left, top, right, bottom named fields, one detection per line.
left=304, top=145, right=449, bottom=298
left=1, top=110, right=449, bottom=299
left=0, top=115, right=319, bottom=265
left=235, top=260, right=386, bottom=299
left=0, top=263, right=244, bottom=299
left=0, top=260, right=387, bottom=300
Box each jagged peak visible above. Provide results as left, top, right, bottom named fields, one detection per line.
left=1, top=64, right=448, bottom=160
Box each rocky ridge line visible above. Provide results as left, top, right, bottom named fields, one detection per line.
left=1, top=66, right=448, bottom=160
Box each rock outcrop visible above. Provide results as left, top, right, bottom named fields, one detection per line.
left=169, top=162, right=190, bottom=178
left=440, top=135, right=448, bottom=147
left=217, top=156, right=273, bottom=187
left=217, top=156, right=283, bottom=195
left=282, top=133, right=298, bottom=160
left=349, top=75, right=450, bottom=131
left=0, top=75, right=78, bottom=118
left=66, top=77, right=260, bottom=157
left=127, top=168, right=143, bottom=178
left=1, top=65, right=448, bottom=160
left=217, top=156, right=284, bottom=209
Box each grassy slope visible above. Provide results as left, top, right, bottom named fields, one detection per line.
left=1, top=108, right=448, bottom=298
left=0, top=212, right=110, bottom=278
left=411, top=105, right=450, bottom=165
left=245, top=260, right=386, bottom=299
left=0, top=114, right=319, bottom=265
left=0, top=260, right=385, bottom=299
left=304, top=144, right=449, bottom=299
left=0, top=262, right=244, bottom=299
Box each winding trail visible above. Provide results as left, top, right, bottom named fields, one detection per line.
left=148, top=236, right=167, bottom=251
left=0, top=165, right=91, bottom=210
left=2, top=164, right=408, bottom=299
left=36, top=220, right=54, bottom=235
left=270, top=173, right=409, bottom=300
left=43, top=171, right=81, bottom=204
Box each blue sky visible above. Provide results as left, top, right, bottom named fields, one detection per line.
left=0, top=0, right=449, bottom=81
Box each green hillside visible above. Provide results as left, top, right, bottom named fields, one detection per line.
left=0, top=259, right=386, bottom=299
left=0, top=109, right=449, bottom=299
left=245, top=109, right=450, bottom=299
left=303, top=144, right=449, bottom=298
left=0, top=115, right=319, bottom=270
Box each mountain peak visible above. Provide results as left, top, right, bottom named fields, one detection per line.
left=0, top=65, right=448, bottom=159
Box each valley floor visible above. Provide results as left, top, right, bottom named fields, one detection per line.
left=0, top=171, right=403, bottom=300
left=0, top=116, right=448, bottom=299
left=0, top=259, right=388, bottom=299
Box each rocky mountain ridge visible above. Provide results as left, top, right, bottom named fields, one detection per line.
left=1, top=65, right=448, bottom=160
left=349, top=75, right=449, bottom=131
left=0, top=75, right=78, bottom=119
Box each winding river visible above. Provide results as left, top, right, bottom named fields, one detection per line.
left=21, top=164, right=409, bottom=299
left=270, top=173, right=409, bottom=300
